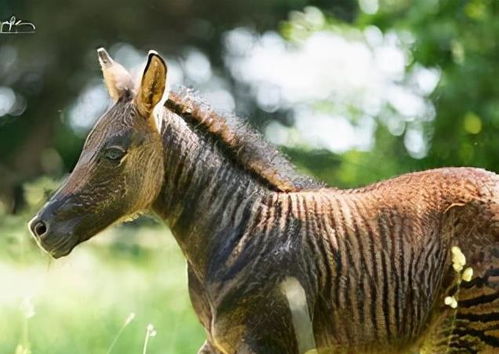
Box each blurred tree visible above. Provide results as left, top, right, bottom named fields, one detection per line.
left=0, top=0, right=497, bottom=213
left=284, top=0, right=499, bottom=187
left=364, top=0, right=499, bottom=174
left=0, top=0, right=357, bottom=212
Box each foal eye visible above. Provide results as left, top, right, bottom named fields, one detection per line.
left=103, top=146, right=126, bottom=161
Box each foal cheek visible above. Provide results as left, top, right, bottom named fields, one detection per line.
left=129, top=149, right=164, bottom=209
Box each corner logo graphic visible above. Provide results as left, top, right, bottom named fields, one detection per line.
left=0, top=16, right=36, bottom=34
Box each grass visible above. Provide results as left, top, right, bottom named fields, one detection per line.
left=0, top=207, right=205, bottom=354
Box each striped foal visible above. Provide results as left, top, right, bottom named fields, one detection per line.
left=29, top=49, right=499, bottom=353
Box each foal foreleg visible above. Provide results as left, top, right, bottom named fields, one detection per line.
left=198, top=340, right=219, bottom=354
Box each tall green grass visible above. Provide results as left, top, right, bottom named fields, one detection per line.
left=0, top=205, right=205, bottom=353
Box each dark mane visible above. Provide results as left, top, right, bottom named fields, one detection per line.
left=165, top=86, right=322, bottom=192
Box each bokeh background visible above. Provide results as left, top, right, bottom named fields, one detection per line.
left=0, top=0, right=498, bottom=353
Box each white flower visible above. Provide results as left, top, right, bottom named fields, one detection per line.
left=451, top=246, right=466, bottom=273
left=147, top=323, right=157, bottom=337
left=444, top=296, right=458, bottom=309
left=452, top=263, right=463, bottom=272
left=15, top=344, right=31, bottom=354
left=462, top=267, right=473, bottom=282
left=124, top=312, right=136, bottom=326
left=20, top=297, right=35, bottom=319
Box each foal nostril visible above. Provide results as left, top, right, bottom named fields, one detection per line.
left=31, top=220, right=48, bottom=238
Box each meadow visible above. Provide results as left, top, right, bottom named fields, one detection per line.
left=0, top=179, right=205, bottom=354
left=1, top=1, right=498, bottom=353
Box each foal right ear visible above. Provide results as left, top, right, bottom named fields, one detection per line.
left=135, top=50, right=168, bottom=119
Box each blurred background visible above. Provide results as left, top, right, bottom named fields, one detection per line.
left=0, top=0, right=498, bottom=353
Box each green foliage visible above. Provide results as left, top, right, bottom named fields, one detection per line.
left=367, top=0, right=499, bottom=171
left=0, top=205, right=204, bottom=354
left=0, top=177, right=204, bottom=353
left=0, top=0, right=498, bottom=352
left=282, top=0, right=499, bottom=188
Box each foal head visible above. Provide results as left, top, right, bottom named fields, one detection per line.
left=29, top=49, right=167, bottom=258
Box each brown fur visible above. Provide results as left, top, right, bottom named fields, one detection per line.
left=29, top=49, right=499, bottom=353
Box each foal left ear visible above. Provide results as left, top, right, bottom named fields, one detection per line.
left=97, top=47, right=134, bottom=101
left=135, top=50, right=168, bottom=119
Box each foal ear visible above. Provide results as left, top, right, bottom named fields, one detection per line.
left=97, top=48, right=134, bottom=101
left=135, top=50, right=168, bottom=118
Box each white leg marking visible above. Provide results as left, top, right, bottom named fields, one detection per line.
left=280, top=277, right=317, bottom=354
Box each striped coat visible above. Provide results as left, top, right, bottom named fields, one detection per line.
left=30, top=49, right=498, bottom=354
left=152, top=90, right=499, bottom=353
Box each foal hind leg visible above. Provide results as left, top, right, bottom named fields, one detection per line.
left=425, top=184, right=499, bottom=353
left=450, top=250, right=499, bottom=352
left=449, top=197, right=499, bottom=352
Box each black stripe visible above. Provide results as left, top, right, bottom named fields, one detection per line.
left=407, top=241, right=420, bottom=336
left=448, top=339, right=478, bottom=354
left=339, top=203, right=358, bottom=328
left=362, top=213, right=380, bottom=339
left=397, top=216, right=407, bottom=335
left=248, top=195, right=275, bottom=272
left=378, top=216, right=392, bottom=339
left=391, top=212, right=402, bottom=335
left=295, top=196, right=318, bottom=297
left=308, top=196, right=329, bottom=296
left=413, top=233, right=437, bottom=332
left=330, top=197, right=344, bottom=311
left=349, top=200, right=369, bottom=332
left=452, top=328, right=499, bottom=347
left=459, top=292, right=499, bottom=308
left=456, top=311, right=499, bottom=322
left=312, top=195, right=332, bottom=287
left=358, top=208, right=380, bottom=338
